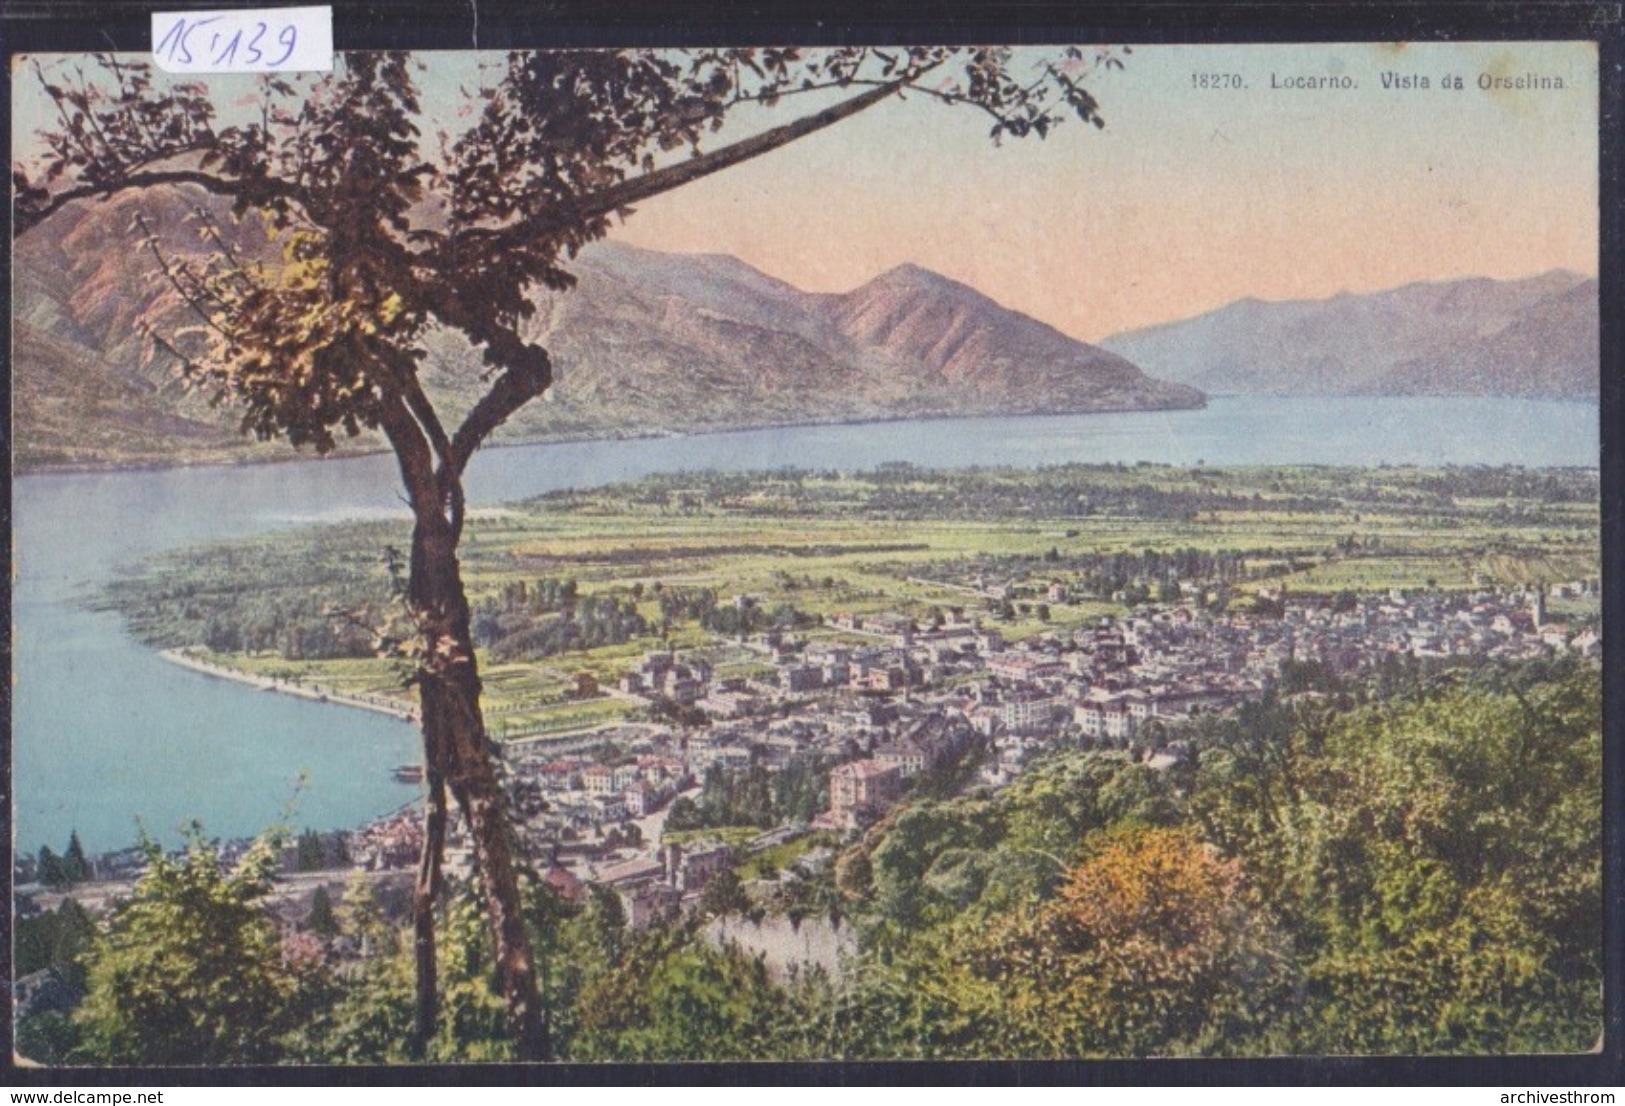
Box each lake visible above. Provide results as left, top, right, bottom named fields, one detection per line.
left=11, top=396, right=1599, bottom=854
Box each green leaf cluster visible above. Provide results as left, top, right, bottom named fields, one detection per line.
left=73, top=833, right=318, bottom=1065
left=825, top=658, right=1600, bottom=1058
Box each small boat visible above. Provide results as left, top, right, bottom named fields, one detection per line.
left=392, top=764, right=425, bottom=783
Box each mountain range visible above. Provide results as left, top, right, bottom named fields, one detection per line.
left=13, top=188, right=1597, bottom=473
left=11, top=189, right=1201, bottom=471
left=1098, top=271, right=1599, bottom=399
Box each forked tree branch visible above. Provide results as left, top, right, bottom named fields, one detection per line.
left=374, top=381, right=439, bottom=514
left=399, top=370, right=456, bottom=472
left=423, top=73, right=925, bottom=434
left=132, top=211, right=238, bottom=344
left=14, top=168, right=303, bottom=238
left=468, top=74, right=919, bottom=257
left=448, top=336, right=552, bottom=472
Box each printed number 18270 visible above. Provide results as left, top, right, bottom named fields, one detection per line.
left=1191, top=73, right=1246, bottom=90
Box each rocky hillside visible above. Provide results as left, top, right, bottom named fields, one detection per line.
left=1098, top=272, right=1598, bottom=399
left=13, top=191, right=275, bottom=468
left=496, top=248, right=1200, bottom=440
left=13, top=190, right=1203, bottom=471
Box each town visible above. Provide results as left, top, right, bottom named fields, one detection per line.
left=19, top=570, right=1600, bottom=974
left=18, top=459, right=1602, bottom=1023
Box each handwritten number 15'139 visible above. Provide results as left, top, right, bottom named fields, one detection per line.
left=155, top=16, right=298, bottom=69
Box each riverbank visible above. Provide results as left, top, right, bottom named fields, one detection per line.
left=158, top=649, right=417, bottom=723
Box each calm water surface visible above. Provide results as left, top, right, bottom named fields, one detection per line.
left=12, top=397, right=1599, bottom=852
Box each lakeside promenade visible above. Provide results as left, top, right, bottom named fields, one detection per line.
left=159, top=648, right=418, bottom=723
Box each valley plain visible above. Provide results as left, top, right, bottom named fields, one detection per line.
left=106, top=463, right=1600, bottom=740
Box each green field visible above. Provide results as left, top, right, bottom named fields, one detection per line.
left=107, top=463, right=1600, bottom=731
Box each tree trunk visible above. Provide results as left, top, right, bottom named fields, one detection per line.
left=408, top=745, right=446, bottom=1058
left=407, top=508, right=548, bottom=1061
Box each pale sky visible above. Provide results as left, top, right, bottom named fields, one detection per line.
left=15, top=42, right=1598, bottom=341
left=612, top=43, right=1598, bottom=340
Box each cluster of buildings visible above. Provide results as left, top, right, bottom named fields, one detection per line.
left=570, top=581, right=1601, bottom=833
left=506, top=729, right=690, bottom=838
left=20, top=577, right=1599, bottom=945
left=585, top=838, right=739, bottom=927
left=351, top=809, right=425, bottom=872
left=819, top=712, right=981, bottom=828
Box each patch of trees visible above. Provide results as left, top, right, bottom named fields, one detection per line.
left=1408, top=466, right=1597, bottom=504
left=1069, top=547, right=1249, bottom=598
left=15, top=898, right=96, bottom=978
left=665, top=761, right=831, bottom=833
left=925, top=545, right=1274, bottom=607
left=644, top=699, right=711, bottom=728
left=71, top=835, right=327, bottom=1065
left=655, top=587, right=818, bottom=638
left=1276, top=658, right=1341, bottom=695
left=35, top=831, right=93, bottom=890
left=472, top=579, right=650, bottom=662
left=293, top=829, right=350, bottom=872
left=103, top=526, right=401, bottom=660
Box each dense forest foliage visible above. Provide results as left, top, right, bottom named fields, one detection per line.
left=100, top=524, right=405, bottom=659
left=473, top=578, right=651, bottom=662
left=825, top=657, right=1601, bottom=1058
left=664, top=761, right=833, bottom=833
left=20, top=656, right=1599, bottom=1063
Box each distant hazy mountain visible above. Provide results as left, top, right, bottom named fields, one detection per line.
left=1098, top=272, right=1598, bottom=399
left=13, top=190, right=1203, bottom=470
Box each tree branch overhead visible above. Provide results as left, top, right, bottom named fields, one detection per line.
left=12, top=44, right=1116, bottom=1059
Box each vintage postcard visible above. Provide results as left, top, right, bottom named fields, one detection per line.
left=8, top=34, right=1607, bottom=1069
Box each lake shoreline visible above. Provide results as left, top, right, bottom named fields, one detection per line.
left=17, top=393, right=1606, bottom=483
left=16, top=396, right=1600, bottom=854
left=157, top=649, right=418, bottom=723
left=14, top=397, right=1213, bottom=479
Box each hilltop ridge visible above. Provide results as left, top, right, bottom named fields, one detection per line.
left=1099, top=272, right=1598, bottom=398
left=13, top=192, right=1203, bottom=470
